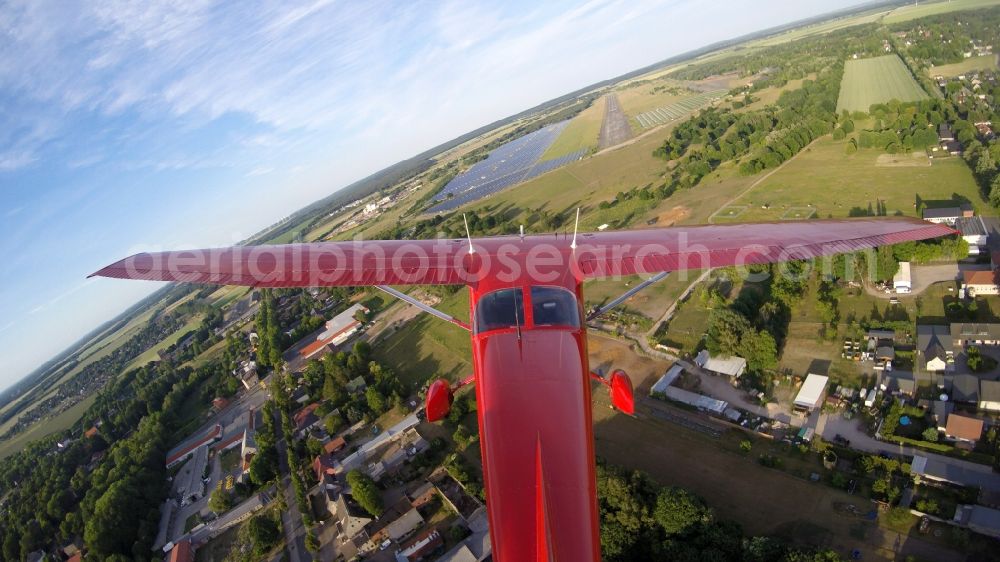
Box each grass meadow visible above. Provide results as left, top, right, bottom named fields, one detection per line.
left=836, top=55, right=928, bottom=113
left=540, top=96, right=604, bottom=160
left=927, top=55, right=998, bottom=78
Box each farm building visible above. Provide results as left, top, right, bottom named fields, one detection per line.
left=951, top=322, right=1000, bottom=346
left=793, top=374, right=829, bottom=411
left=661, top=386, right=728, bottom=414
left=962, top=270, right=999, bottom=297
left=980, top=380, right=1000, bottom=412
left=950, top=374, right=981, bottom=403
left=945, top=413, right=985, bottom=443
left=922, top=206, right=964, bottom=225
left=650, top=364, right=684, bottom=395
left=893, top=261, right=911, bottom=293
left=955, top=216, right=989, bottom=254
left=694, top=350, right=747, bottom=378
left=917, top=324, right=953, bottom=372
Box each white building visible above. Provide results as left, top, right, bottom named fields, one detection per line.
left=793, top=374, right=829, bottom=411
left=893, top=261, right=912, bottom=293
left=650, top=364, right=684, bottom=395
left=694, top=350, right=747, bottom=378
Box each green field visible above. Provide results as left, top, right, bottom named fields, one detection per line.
left=928, top=55, right=998, bottom=77
left=540, top=96, right=604, bottom=160
left=0, top=394, right=96, bottom=460
left=836, top=55, right=928, bottom=113
left=883, top=0, right=1000, bottom=24
left=372, top=290, right=472, bottom=389
left=717, top=136, right=988, bottom=221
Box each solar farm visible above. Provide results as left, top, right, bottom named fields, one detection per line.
left=427, top=121, right=586, bottom=213
left=633, top=90, right=726, bottom=130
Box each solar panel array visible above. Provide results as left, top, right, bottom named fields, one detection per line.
left=634, top=90, right=726, bottom=130
left=427, top=121, right=585, bottom=213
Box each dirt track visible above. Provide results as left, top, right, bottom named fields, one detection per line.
left=598, top=93, right=632, bottom=149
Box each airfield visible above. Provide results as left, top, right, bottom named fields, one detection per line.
left=6, top=0, right=1000, bottom=560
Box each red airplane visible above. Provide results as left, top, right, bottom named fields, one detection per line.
left=91, top=217, right=952, bottom=561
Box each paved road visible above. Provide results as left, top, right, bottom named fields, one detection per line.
left=272, top=409, right=309, bottom=562
left=598, top=93, right=632, bottom=149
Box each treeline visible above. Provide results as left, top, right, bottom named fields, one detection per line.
left=0, top=360, right=226, bottom=560
left=597, top=463, right=842, bottom=562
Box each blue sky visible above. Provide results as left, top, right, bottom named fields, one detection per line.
left=0, top=0, right=863, bottom=390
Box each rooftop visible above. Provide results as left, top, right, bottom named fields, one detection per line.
left=963, top=270, right=998, bottom=286
left=923, top=206, right=961, bottom=219
left=945, top=413, right=985, bottom=441
left=981, top=380, right=1000, bottom=403
left=956, top=216, right=988, bottom=237
left=794, top=374, right=829, bottom=408
left=951, top=374, right=980, bottom=402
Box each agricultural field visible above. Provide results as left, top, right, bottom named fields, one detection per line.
left=0, top=394, right=96, bottom=460
left=927, top=54, right=998, bottom=78
left=882, top=0, right=1000, bottom=24
left=540, top=96, right=605, bottom=160
left=836, top=55, right=928, bottom=113
left=714, top=136, right=989, bottom=223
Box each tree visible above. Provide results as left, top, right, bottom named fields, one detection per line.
left=366, top=386, right=387, bottom=414
left=209, top=487, right=233, bottom=513
left=654, top=486, right=711, bottom=536
left=323, top=374, right=346, bottom=404
left=922, top=427, right=939, bottom=442
left=242, top=514, right=281, bottom=555
left=325, top=413, right=345, bottom=435
left=739, top=440, right=752, bottom=454
left=347, top=470, right=384, bottom=517
left=249, top=446, right=278, bottom=486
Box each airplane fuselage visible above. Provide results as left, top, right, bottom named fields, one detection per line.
left=468, top=278, right=601, bottom=562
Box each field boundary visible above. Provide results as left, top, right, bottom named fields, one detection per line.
left=781, top=206, right=816, bottom=220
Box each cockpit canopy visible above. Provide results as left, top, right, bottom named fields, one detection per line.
left=475, top=286, right=579, bottom=333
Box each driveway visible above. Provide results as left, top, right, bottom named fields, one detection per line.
left=864, top=263, right=958, bottom=298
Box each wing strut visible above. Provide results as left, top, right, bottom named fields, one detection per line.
left=375, top=285, right=470, bottom=331
left=586, top=271, right=670, bottom=321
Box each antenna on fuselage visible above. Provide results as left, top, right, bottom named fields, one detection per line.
left=570, top=207, right=580, bottom=250
left=520, top=224, right=524, bottom=241
left=463, top=213, right=475, bottom=254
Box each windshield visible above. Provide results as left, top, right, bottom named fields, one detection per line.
left=531, top=287, right=580, bottom=328
left=475, top=288, right=525, bottom=333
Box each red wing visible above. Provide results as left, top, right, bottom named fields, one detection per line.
left=571, top=217, right=956, bottom=278
left=89, top=238, right=475, bottom=287
left=90, top=218, right=955, bottom=287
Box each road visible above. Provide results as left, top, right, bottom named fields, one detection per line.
left=272, top=408, right=309, bottom=562
left=598, top=93, right=632, bottom=149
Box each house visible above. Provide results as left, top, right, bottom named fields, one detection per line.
left=932, top=400, right=954, bottom=431
left=290, top=386, right=311, bottom=405
left=962, top=270, right=999, bottom=297
left=945, top=413, right=985, bottom=443
left=980, top=380, right=1000, bottom=412
left=794, top=374, right=829, bottom=411
left=395, top=529, right=444, bottom=562
left=166, top=424, right=222, bottom=468
left=384, top=507, right=424, bottom=543
left=950, top=374, right=981, bottom=403
left=294, top=403, right=321, bottom=433
left=335, top=493, right=373, bottom=540
left=956, top=216, right=989, bottom=254
left=939, top=123, right=956, bottom=142
left=893, top=261, right=912, bottom=293
left=346, top=376, right=368, bottom=394
left=951, top=322, right=1000, bottom=346
left=955, top=504, right=1000, bottom=539
left=314, top=454, right=338, bottom=482
left=694, top=350, right=747, bottom=378
left=912, top=454, right=1000, bottom=491
left=436, top=529, right=492, bottom=562
left=324, top=436, right=347, bottom=455
left=168, top=539, right=194, bottom=562
left=84, top=426, right=99, bottom=439
left=917, top=325, right=953, bottom=372
left=407, top=482, right=438, bottom=509
left=884, top=373, right=916, bottom=396
left=240, top=429, right=257, bottom=473
left=922, top=206, right=963, bottom=225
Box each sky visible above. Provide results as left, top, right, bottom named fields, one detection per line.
left=0, top=0, right=866, bottom=390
